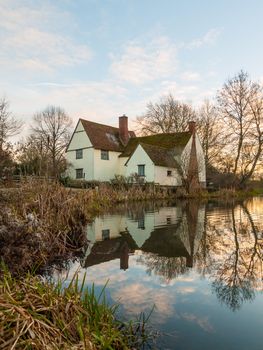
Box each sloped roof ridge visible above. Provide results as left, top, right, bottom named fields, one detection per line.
left=128, top=141, right=179, bottom=168
left=138, top=130, right=190, bottom=137
left=79, top=118, right=119, bottom=130
left=120, top=130, right=191, bottom=158
left=138, top=141, right=170, bottom=150
left=135, top=131, right=191, bottom=145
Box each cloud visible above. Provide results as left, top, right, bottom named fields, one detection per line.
left=185, top=28, right=222, bottom=49
left=6, top=79, right=129, bottom=126
left=110, top=36, right=177, bottom=85
left=55, top=259, right=130, bottom=287
left=176, top=287, right=196, bottom=294
left=181, top=71, right=201, bottom=81
left=111, top=282, right=176, bottom=323
left=0, top=1, right=92, bottom=74
left=181, top=313, right=214, bottom=333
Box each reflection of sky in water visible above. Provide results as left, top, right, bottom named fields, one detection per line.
left=55, top=198, right=263, bottom=350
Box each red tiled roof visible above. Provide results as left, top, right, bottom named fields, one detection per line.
left=80, top=118, right=136, bottom=152
left=74, top=119, right=191, bottom=167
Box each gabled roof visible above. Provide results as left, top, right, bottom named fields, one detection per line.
left=80, top=119, right=136, bottom=152
left=120, top=132, right=191, bottom=158
left=137, top=143, right=179, bottom=168
left=83, top=235, right=137, bottom=268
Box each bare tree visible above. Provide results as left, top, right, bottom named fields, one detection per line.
left=32, top=106, right=72, bottom=178
left=197, top=100, right=225, bottom=167
left=136, top=94, right=196, bottom=135
left=16, top=135, right=49, bottom=176
left=0, top=143, right=15, bottom=179
left=0, top=97, right=23, bottom=151
left=217, top=71, right=262, bottom=186
left=239, top=88, right=263, bottom=186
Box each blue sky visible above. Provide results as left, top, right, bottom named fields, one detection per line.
left=1, top=0, right=263, bottom=132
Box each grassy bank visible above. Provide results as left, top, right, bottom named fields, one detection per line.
left=0, top=179, right=172, bottom=275
left=1, top=180, right=261, bottom=348
left=0, top=269, right=151, bottom=349
left=1, top=179, right=261, bottom=276
left=197, top=187, right=263, bottom=200
left=0, top=181, right=156, bottom=349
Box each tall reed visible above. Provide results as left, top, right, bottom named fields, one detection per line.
left=0, top=268, right=153, bottom=349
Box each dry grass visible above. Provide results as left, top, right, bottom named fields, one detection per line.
left=0, top=179, right=173, bottom=273
left=0, top=268, right=153, bottom=350
left=0, top=180, right=157, bottom=349
left=0, top=179, right=170, bottom=275
left=0, top=181, right=92, bottom=276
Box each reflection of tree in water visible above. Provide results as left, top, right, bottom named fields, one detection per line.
left=136, top=199, right=263, bottom=311
left=137, top=254, right=189, bottom=284
left=212, top=279, right=254, bottom=312
left=136, top=200, right=204, bottom=284
left=206, top=203, right=263, bottom=311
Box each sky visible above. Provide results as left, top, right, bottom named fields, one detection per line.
left=1, top=0, right=263, bottom=136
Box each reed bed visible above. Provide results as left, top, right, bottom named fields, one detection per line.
left=0, top=181, right=93, bottom=276
left=0, top=268, right=152, bottom=349
left=0, top=181, right=156, bottom=349
left=0, top=179, right=171, bottom=275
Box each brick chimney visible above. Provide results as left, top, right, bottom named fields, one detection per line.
left=120, top=242, right=129, bottom=270
left=119, top=114, right=129, bottom=145
left=188, top=121, right=196, bottom=134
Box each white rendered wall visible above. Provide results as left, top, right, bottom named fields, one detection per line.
left=66, top=120, right=94, bottom=180
left=195, top=134, right=206, bottom=183
left=93, top=149, right=122, bottom=181
left=125, top=145, right=155, bottom=182
left=153, top=206, right=183, bottom=226
left=180, top=136, right=192, bottom=174
left=118, top=157, right=128, bottom=176
left=154, top=166, right=182, bottom=186
left=86, top=214, right=126, bottom=243
left=66, top=148, right=94, bottom=180
left=85, top=205, right=205, bottom=251
left=86, top=211, right=155, bottom=248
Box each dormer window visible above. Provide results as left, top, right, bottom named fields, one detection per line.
left=76, top=149, right=83, bottom=159
left=101, top=150, right=109, bottom=160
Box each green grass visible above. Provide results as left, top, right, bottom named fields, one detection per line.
left=0, top=267, right=154, bottom=350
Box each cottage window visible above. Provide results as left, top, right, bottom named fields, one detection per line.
left=167, top=170, right=172, bottom=176
left=76, top=168, right=84, bottom=179
left=137, top=164, right=145, bottom=176
left=102, top=229, right=110, bottom=240
left=76, top=149, right=83, bottom=159
left=138, top=217, right=145, bottom=230
left=101, top=150, right=109, bottom=160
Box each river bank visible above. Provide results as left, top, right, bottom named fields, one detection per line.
left=1, top=180, right=262, bottom=349
left=1, top=180, right=262, bottom=275
left=0, top=268, right=151, bottom=349
left=0, top=181, right=156, bottom=349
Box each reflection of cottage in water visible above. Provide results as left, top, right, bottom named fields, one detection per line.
left=82, top=203, right=205, bottom=270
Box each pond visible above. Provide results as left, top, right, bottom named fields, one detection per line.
left=54, top=197, right=263, bottom=350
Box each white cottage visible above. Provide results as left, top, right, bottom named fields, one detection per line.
left=83, top=203, right=206, bottom=270
left=66, top=115, right=206, bottom=187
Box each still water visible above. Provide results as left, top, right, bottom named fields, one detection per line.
left=55, top=198, right=263, bottom=349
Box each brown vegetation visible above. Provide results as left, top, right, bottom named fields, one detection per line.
left=0, top=181, right=90, bottom=276
left=0, top=179, right=172, bottom=276
left=0, top=269, right=151, bottom=349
